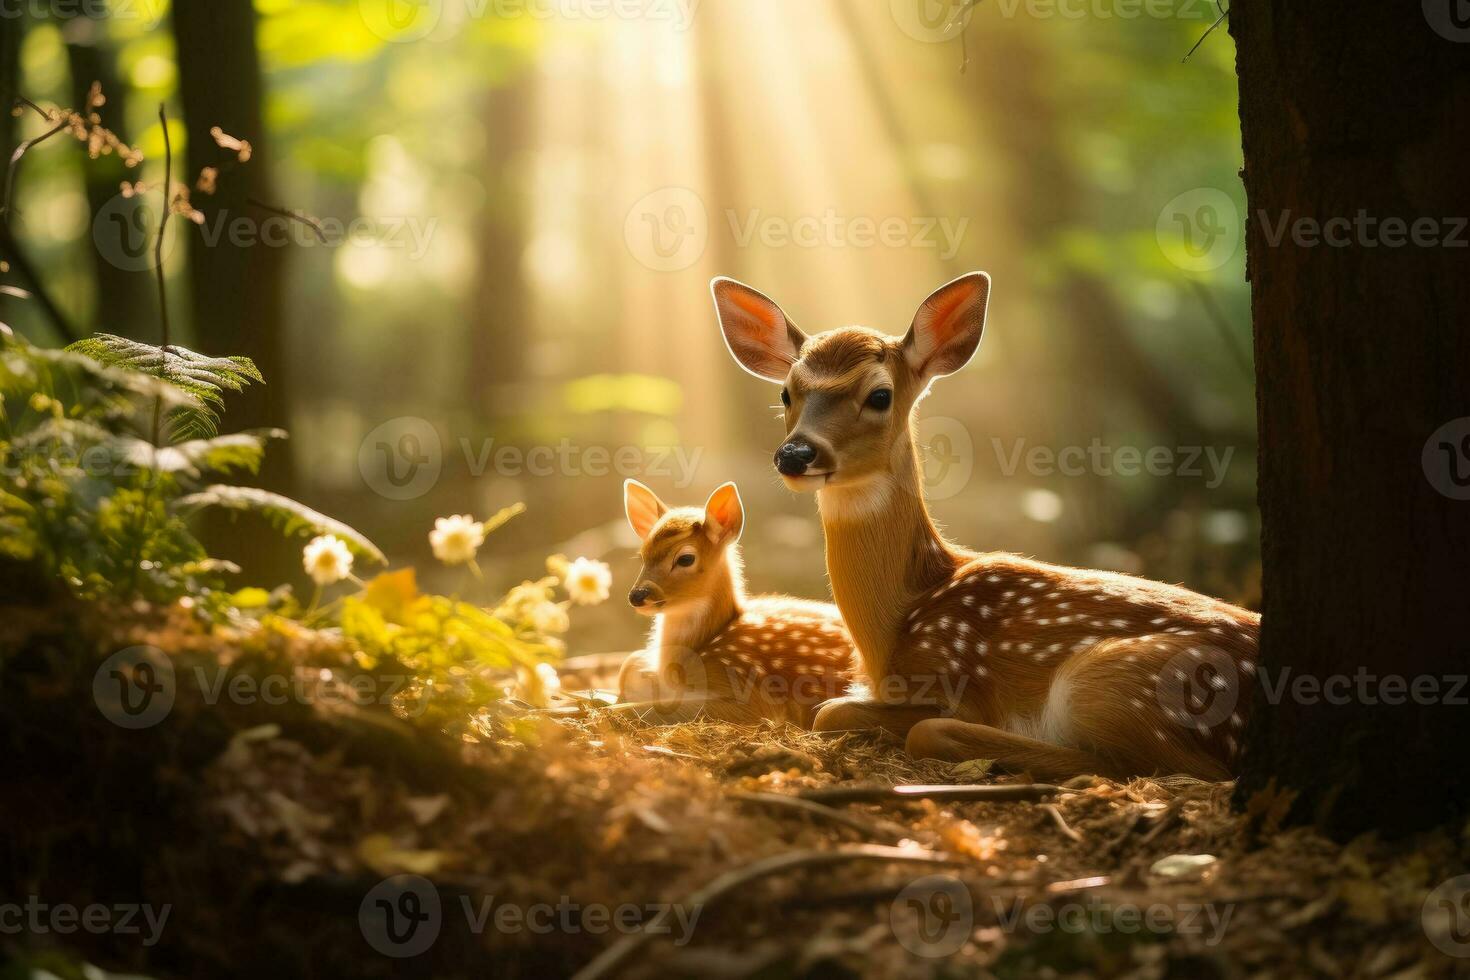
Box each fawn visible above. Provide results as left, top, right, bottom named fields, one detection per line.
left=616, top=479, right=857, bottom=727
left=712, top=272, right=1259, bottom=780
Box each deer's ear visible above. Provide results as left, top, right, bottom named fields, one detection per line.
left=703, top=482, right=744, bottom=545
left=902, top=271, right=990, bottom=381
left=711, top=277, right=807, bottom=382
left=624, top=479, right=667, bottom=541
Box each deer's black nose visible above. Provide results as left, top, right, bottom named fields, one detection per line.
left=629, top=587, right=651, bottom=607
left=775, top=441, right=817, bottom=476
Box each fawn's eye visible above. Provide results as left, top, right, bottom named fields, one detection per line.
left=781, top=388, right=791, bottom=407
left=866, top=388, right=893, bottom=411
left=675, top=553, right=696, bottom=568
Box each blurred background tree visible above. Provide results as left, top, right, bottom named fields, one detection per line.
left=0, top=0, right=1253, bottom=654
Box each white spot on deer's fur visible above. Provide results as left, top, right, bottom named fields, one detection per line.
left=1036, top=618, right=1052, bottom=626
left=961, top=595, right=976, bottom=607
left=1240, top=660, right=1256, bottom=674
left=1150, top=617, right=1167, bottom=625
left=1155, top=729, right=1167, bottom=740
left=1210, top=674, right=1228, bottom=690
left=1018, top=642, right=1032, bottom=653
left=975, top=642, right=988, bottom=655
left=760, top=643, right=771, bottom=652
left=1188, top=647, right=1202, bottom=658
left=976, top=665, right=989, bottom=677
left=1130, top=698, right=1144, bottom=708
left=986, top=574, right=1001, bottom=583
left=999, top=641, right=1012, bottom=652
left=1018, top=597, right=1034, bottom=606
left=951, top=638, right=966, bottom=652
left=1057, top=602, right=1070, bottom=610
left=1227, top=735, right=1239, bottom=754
left=1030, top=581, right=1045, bottom=589
left=981, top=606, right=992, bottom=618
left=1230, top=712, right=1243, bottom=728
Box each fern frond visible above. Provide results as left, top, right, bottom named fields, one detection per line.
left=66, top=334, right=263, bottom=435
left=173, top=484, right=386, bottom=564
left=128, top=429, right=286, bottom=479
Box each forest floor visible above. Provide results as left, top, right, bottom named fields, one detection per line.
left=3, top=599, right=1466, bottom=979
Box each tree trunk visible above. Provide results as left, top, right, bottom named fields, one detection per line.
left=1231, top=2, right=1470, bottom=838
left=170, top=0, right=294, bottom=583
left=170, top=0, right=286, bottom=430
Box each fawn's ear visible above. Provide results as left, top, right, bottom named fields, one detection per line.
left=703, top=482, right=744, bottom=545
left=902, top=271, right=991, bottom=381
left=624, top=479, right=667, bottom=541
left=711, top=277, right=808, bottom=382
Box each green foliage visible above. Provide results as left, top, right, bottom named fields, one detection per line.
left=176, top=483, right=387, bottom=564
left=65, top=333, right=265, bottom=438
left=1, top=332, right=378, bottom=603
left=341, top=567, right=560, bottom=732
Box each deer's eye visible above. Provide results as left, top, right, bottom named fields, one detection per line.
left=781, top=388, right=791, bottom=407
left=866, top=388, right=893, bottom=411
left=675, top=553, right=696, bottom=568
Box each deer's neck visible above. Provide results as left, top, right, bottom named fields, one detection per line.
left=817, top=434, right=956, bottom=683
left=656, top=546, right=744, bottom=657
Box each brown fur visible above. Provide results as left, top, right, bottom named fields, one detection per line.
left=618, top=482, right=857, bottom=727
left=713, top=273, right=1259, bottom=780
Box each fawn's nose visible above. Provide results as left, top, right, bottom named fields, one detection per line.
left=628, top=587, right=651, bottom=607
left=775, top=441, right=818, bottom=476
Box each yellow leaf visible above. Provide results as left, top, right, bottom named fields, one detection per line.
left=356, top=833, right=453, bottom=877
left=363, top=568, right=421, bottom=622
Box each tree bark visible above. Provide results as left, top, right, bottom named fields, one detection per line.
left=170, top=0, right=286, bottom=432
left=170, top=0, right=294, bottom=583
left=1231, top=2, right=1470, bottom=838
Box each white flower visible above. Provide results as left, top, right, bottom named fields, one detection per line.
left=302, top=535, right=353, bottom=586
left=429, top=514, right=486, bottom=565
left=563, top=557, right=612, bottom=606
left=518, top=661, right=562, bottom=708
left=530, top=601, right=570, bottom=635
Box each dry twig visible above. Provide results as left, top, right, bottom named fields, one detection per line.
left=570, top=844, right=962, bottom=980
left=800, top=783, right=1060, bottom=806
